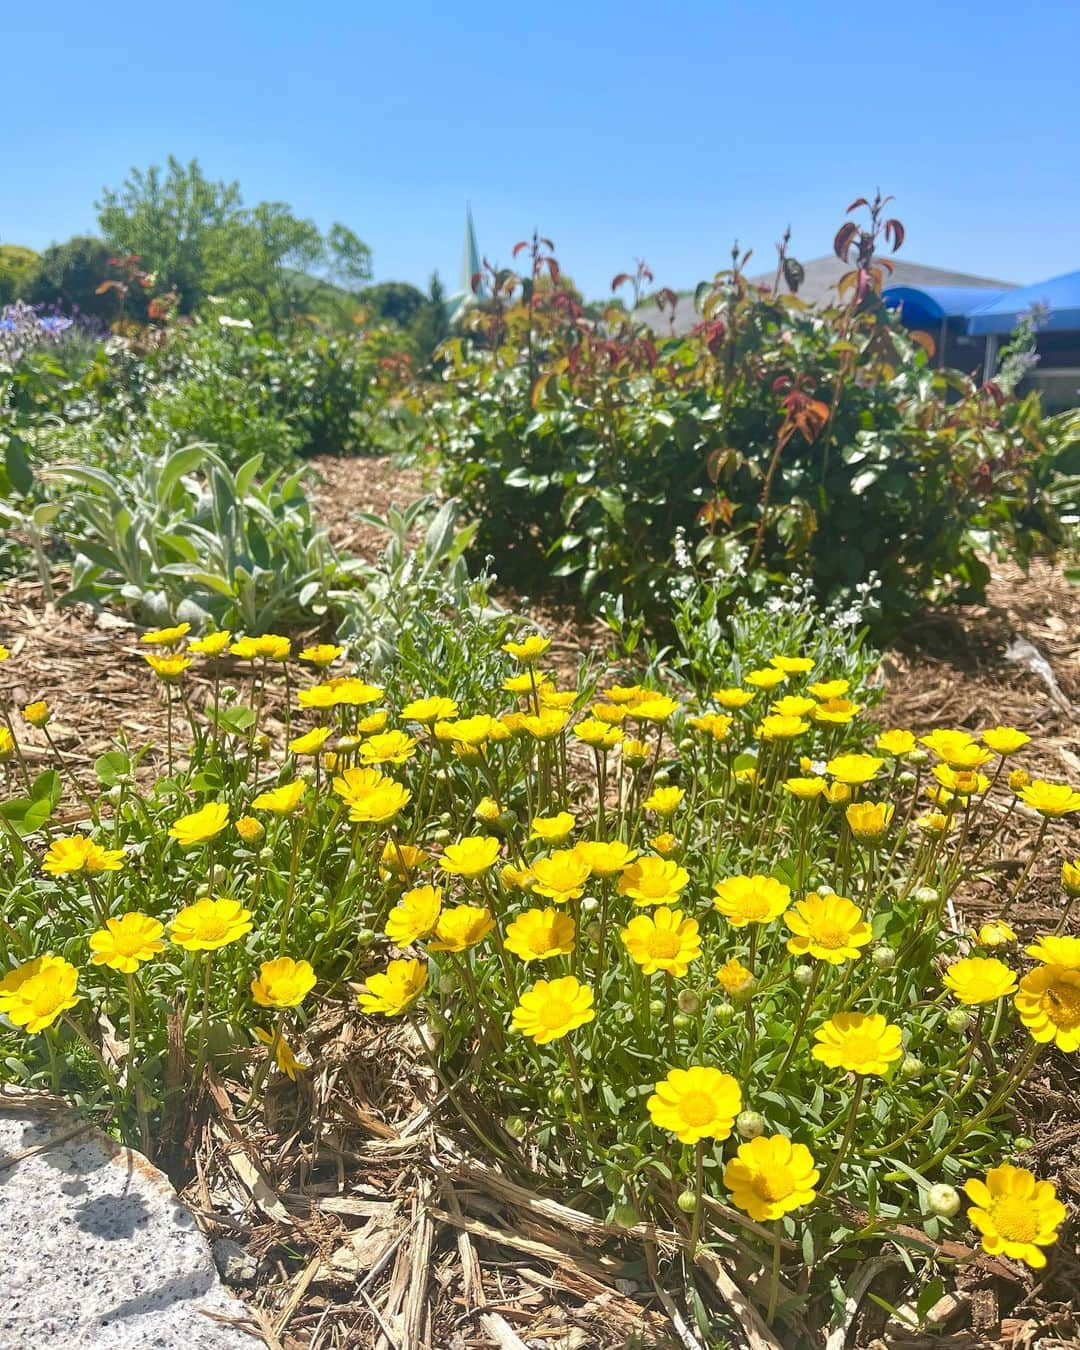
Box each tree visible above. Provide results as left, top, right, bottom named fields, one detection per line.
left=20, top=236, right=116, bottom=319
left=409, top=273, right=451, bottom=360
left=0, top=244, right=39, bottom=306
left=360, top=281, right=427, bottom=328
left=96, top=157, right=371, bottom=328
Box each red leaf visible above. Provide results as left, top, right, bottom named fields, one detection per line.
left=512, top=241, right=529, bottom=257
left=884, top=219, right=905, bottom=253
left=833, top=222, right=859, bottom=261
left=611, top=273, right=631, bottom=292
left=846, top=197, right=869, bottom=213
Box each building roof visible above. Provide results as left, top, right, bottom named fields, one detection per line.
left=883, top=284, right=1013, bottom=326
left=635, top=256, right=1016, bottom=335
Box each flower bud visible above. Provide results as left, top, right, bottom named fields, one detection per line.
left=431, top=827, right=452, bottom=844
left=714, top=1000, right=736, bottom=1022
left=677, top=990, right=701, bottom=1016
left=649, top=999, right=666, bottom=1019
left=309, top=908, right=328, bottom=926
left=652, top=769, right=670, bottom=785
left=258, top=846, right=275, bottom=865
left=677, top=736, right=695, bottom=754
left=356, top=926, right=377, bottom=946
left=1062, top=859, right=1080, bottom=898
left=793, top=964, right=815, bottom=986
left=945, top=1008, right=972, bottom=1034
left=908, top=749, right=930, bottom=766
left=438, top=971, right=455, bottom=994
left=1008, top=768, right=1030, bottom=792
left=676, top=1190, right=698, bottom=1214
left=297, top=764, right=316, bottom=783
left=914, top=886, right=939, bottom=905
left=871, top=944, right=896, bottom=969
left=899, top=1054, right=924, bottom=1081
left=927, top=1183, right=961, bottom=1218
left=673, top=1013, right=692, bottom=1031
left=586, top=922, right=603, bottom=943
left=106, top=784, right=123, bottom=803
left=581, top=895, right=600, bottom=914
left=896, top=770, right=916, bottom=787
left=504, top=1115, right=527, bottom=1140
left=736, top=1110, right=765, bottom=1139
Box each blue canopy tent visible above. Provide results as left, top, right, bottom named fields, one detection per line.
left=883, top=284, right=1011, bottom=369
left=967, top=270, right=1080, bottom=335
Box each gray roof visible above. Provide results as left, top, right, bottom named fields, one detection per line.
left=635, top=256, right=1017, bottom=335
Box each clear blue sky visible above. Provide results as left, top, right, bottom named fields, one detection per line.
left=3, top=1, right=1077, bottom=300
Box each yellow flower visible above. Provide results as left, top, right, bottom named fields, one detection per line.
left=808, top=678, right=850, bottom=700
left=713, top=874, right=791, bottom=927
left=334, top=767, right=411, bottom=824
left=573, top=718, right=623, bottom=749
left=724, top=1135, right=819, bottom=1221
left=512, top=975, right=594, bottom=1043
left=88, top=914, right=165, bottom=973
left=1018, top=780, right=1080, bottom=818
left=932, top=764, right=990, bottom=797
left=686, top=712, right=733, bottom=741
left=429, top=904, right=495, bottom=952
left=42, top=834, right=126, bottom=875
left=358, top=958, right=427, bottom=1016
left=621, top=907, right=701, bottom=977
left=235, top=815, right=264, bottom=843
left=0, top=644, right=9, bottom=660
left=964, top=1165, right=1065, bottom=1269
left=230, top=634, right=291, bottom=661
left=574, top=840, right=639, bottom=876
left=647, top=1066, right=741, bottom=1144
left=982, top=726, right=1031, bottom=756
left=1025, top=934, right=1080, bottom=969
left=288, top=726, right=331, bottom=755
left=633, top=695, right=680, bottom=722
left=591, top=701, right=628, bottom=724
left=530, top=812, right=576, bottom=845
left=618, top=856, right=690, bottom=908
left=254, top=1026, right=308, bottom=1079
left=812, top=698, right=861, bottom=725
left=539, top=688, right=577, bottom=710
left=812, top=1012, right=903, bottom=1075
left=1015, top=965, right=1080, bottom=1050
left=521, top=709, right=569, bottom=740
left=500, top=862, right=537, bottom=891
left=620, top=738, right=650, bottom=767
left=142, top=653, right=191, bottom=682
left=385, top=885, right=443, bottom=946
left=474, top=796, right=502, bottom=824
left=744, top=667, right=786, bottom=689
left=712, top=687, right=755, bottom=709
left=785, top=893, right=871, bottom=964
left=845, top=800, right=894, bottom=842
left=359, top=730, right=417, bottom=766
left=439, top=836, right=501, bottom=878
left=596, top=683, right=640, bottom=706
left=876, top=729, right=916, bottom=756
left=1009, top=768, right=1030, bottom=792
left=380, top=840, right=428, bottom=881
left=826, top=753, right=883, bottom=786
left=716, top=958, right=754, bottom=995
left=974, top=919, right=1017, bottom=949
left=298, top=643, right=344, bottom=667
left=769, top=655, right=814, bottom=674
left=503, top=670, right=545, bottom=694
left=505, top=908, right=576, bottom=962
left=140, top=622, right=190, bottom=647
left=1062, top=859, right=1080, bottom=896
left=915, top=810, right=953, bottom=834
left=169, top=801, right=230, bottom=846
left=502, top=634, right=551, bottom=663
left=642, top=785, right=685, bottom=816
left=299, top=676, right=383, bottom=708
left=0, top=956, right=80, bottom=1032
left=169, top=897, right=253, bottom=951
left=784, top=776, right=827, bottom=799
left=434, top=714, right=496, bottom=747
left=188, top=630, right=232, bottom=656
left=649, top=832, right=678, bottom=857
left=769, top=695, right=817, bottom=718
left=22, top=700, right=49, bottom=727
left=401, top=695, right=459, bottom=723
left=824, top=781, right=851, bottom=805
left=943, top=956, right=1018, bottom=1005
left=0, top=727, right=14, bottom=759
left=920, top=728, right=992, bottom=769
left=251, top=957, right=316, bottom=1008
left=531, top=849, right=592, bottom=903
left=755, top=714, right=809, bottom=740
left=252, top=781, right=308, bottom=815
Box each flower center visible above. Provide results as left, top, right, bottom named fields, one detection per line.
left=196, top=919, right=229, bottom=941
left=752, top=1165, right=795, bottom=1203
left=538, top=999, right=572, bottom=1030
left=679, top=1092, right=716, bottom=1128
left=1043, top=981, right=1080, bottom=1029
left=990, top=1196, right=1039, bottom=1243
left=28, top=981, right=61, bottom=1015
left=842, top=1033, right=880, bottom=1065
left=811, top=922, right=849, bottom=949
left=742, top=896, right=770, bottom=920
left=647, top=931, right=683, bottom=959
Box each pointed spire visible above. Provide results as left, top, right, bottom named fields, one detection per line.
left=449, top=205, right=484, bottom=323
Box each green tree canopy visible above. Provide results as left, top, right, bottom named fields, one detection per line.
left=96, top=156, right=372, bottom=328
left=20, top=236, right=115, bottom=319
left=0, top=244, right=40, bottom=306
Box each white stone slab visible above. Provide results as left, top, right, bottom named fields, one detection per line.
left=0, top=1107, right=254, bottom=1348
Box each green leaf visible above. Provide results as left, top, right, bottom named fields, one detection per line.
left=4, top=436, right=34, bottom=496
left=31, top=769, right=63, bottom=809
left=94, top=750, right=131, bottom=787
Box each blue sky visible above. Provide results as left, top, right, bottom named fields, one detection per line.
left=3, top=1, right=1077, bottom=300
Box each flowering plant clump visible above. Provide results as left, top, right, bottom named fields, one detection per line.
left=1, top=620, right=1077, bottom=1333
